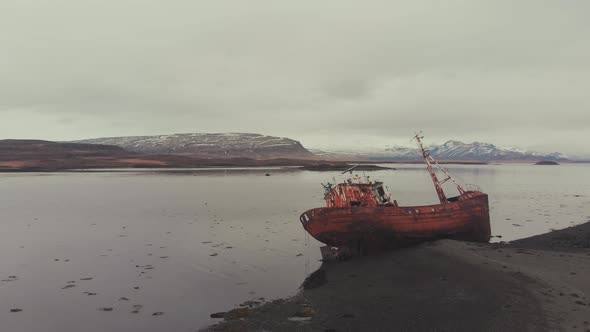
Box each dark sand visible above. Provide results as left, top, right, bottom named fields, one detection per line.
left=204, top=223, right=590, bottom=332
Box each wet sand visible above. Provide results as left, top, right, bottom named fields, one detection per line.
left=205, top=222, right=590, bottom=332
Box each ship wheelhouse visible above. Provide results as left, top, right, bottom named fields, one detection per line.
left=324, top=179, right=391, bottom=208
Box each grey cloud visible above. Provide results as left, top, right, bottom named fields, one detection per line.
left=0, top=0, right=589, bottom=154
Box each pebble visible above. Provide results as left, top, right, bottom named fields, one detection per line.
left=224, top=307, right=252, bottom=320
left=210, top=312, right=226, bottom=318
left=2, top=276, right=18, bottom=282
left=240, top=300, right=261, bottom=308
left=131, top=304, right=143, bottom=314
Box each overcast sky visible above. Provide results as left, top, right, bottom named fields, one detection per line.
left=1, top=0, right=589, bottom=155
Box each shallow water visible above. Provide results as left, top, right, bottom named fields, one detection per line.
left=0, top=164, right=589, bottom=331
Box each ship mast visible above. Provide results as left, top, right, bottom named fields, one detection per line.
left=412, top=132, right=466, bottom=204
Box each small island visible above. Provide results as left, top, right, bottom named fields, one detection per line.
left=534, top=160, right=559, bottom=165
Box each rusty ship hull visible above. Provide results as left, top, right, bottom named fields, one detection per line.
left=300, top=191, right=491, bottom=247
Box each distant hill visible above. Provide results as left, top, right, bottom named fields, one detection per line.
left=72, top=133, right=314, bottom=159
left=0, top=139, right=127, bottom=158
left=535, top=160, right=559, bottom=165
left=312, top=140, right=568, bottom=162
left=0, top=136, right=572, bottom=171
left=0, top=139, right=324, bottom=171
left=0, top=139, right=137, bottom=170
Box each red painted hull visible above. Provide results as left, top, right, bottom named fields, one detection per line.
left=300, top=192, right=491, bottom=247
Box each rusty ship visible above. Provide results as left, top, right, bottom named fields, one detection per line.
left=299, top=133, right=491, bottom=249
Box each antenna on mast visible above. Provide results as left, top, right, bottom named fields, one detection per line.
left=412, top=132, right=466, bottom=204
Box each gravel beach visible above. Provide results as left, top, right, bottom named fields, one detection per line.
left=204, top=222, right=590, bottom=332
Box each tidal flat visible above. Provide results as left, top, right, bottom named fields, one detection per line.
left=1, top=164, right=589, bottom=331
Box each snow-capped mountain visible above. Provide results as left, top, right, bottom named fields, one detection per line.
left=315, top=140, right=568, bottom=161
left=73, top=133, right=313, bottom=158
left=427, top=141, right=567, bottom=161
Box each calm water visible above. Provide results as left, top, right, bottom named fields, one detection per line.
left=1, top=164, right=589, bottom=331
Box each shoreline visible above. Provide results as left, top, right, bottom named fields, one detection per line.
left=0, top=164, right=393, bottom=173
left=204, top=222, right=590, bottom=331
left=4, top=160, right=590, bottom=173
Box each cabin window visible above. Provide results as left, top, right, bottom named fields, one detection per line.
left=431, top=208, right=436, bottom=212
left=415, top=209, right=420, bottom=213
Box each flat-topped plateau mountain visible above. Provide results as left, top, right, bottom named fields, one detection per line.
left=0, top=139, right=330, bottom=171
left=72, top=133, right=314, bottom=159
